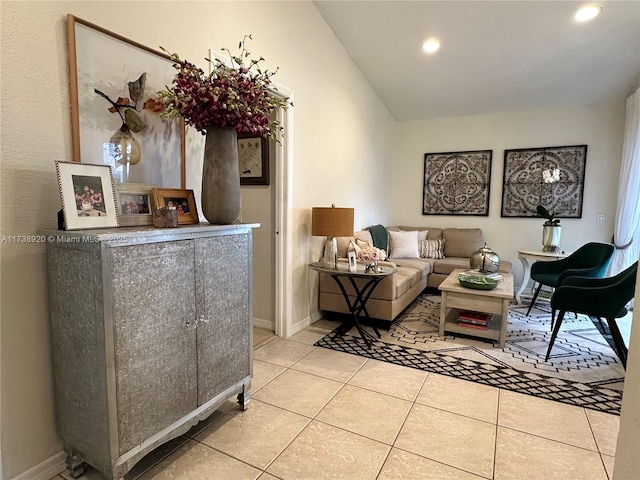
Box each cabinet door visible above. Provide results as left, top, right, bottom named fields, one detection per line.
left=196, top=233, right=252, bottom=405
left=111, top=240, right=197, bottom=454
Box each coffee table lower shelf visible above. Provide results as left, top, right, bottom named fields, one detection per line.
left=440, top=309, right=503, bottom=343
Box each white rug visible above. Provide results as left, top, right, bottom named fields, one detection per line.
left=316, top=293, right=626, bottom=414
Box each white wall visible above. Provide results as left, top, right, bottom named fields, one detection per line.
left=391, top=101, right=627, bottom=288
left=0, top=1, right=395, bottom=478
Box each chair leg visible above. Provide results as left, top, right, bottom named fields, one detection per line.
left=605, top=318, right=628, bottom=369
left=545, top=310, right=567, bottom=361
left=526, top=283, right=544, bottom=317
left=551, top=308, right=556, bottom=331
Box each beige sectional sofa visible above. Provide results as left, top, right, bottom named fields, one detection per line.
left=318, top=226, right=513, bottom=323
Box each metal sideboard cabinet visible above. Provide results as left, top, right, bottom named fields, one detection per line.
left=44, top=224, right=258, bottom=479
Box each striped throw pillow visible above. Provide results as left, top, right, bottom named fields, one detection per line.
left=419, top=239, right=445, bottom=259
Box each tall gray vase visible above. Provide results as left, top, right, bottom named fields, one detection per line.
left=201, top=125, right=240, bottom=225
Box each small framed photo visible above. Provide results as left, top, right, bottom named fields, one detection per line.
left=55, top=161, right=119, bottom=230
left=238, top=135, right=269, bottom=185
left=115, top=183, right=154, bottom=226
left=348, top=251, right=357, bottom=272
left=151, top=188, right=199, bottom=225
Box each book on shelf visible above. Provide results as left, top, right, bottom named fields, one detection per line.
left=457, top=321, right=489, bottom=330
left=457, top=310, right=492, bottom=325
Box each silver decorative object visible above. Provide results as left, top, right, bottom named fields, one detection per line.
left=44, top=224, right=257, bottom=480
left=470, top=242, right=501, bottom=273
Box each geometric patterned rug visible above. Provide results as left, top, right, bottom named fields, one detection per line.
left=315, top=293, right=626, bottom=415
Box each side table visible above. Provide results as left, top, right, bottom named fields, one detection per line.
left=309, top=261, right=396, bottom=348
left=515, top=249, right=568, bottom=304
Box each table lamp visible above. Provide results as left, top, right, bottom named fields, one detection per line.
left=311, top=205, right=354, bottom=269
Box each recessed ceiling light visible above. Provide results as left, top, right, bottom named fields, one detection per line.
left=574, top=4, right=601, bottom=22
left=422, top=39, right=440, bottom=54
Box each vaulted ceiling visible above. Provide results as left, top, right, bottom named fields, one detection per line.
left=314, top=1, right=640, bottom=121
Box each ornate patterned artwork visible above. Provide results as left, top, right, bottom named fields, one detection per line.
left=423, top=150, right=492, bottom=216
left=501, top=145, right=587, bottom=218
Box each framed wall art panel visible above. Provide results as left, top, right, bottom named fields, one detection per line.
left=423, top=150, right=492, bottom=216
left=238, top=135, right=269, bottom=185
left=67, top=15, right=185, bottom=188
left=501, top=145, right=587, bottom=218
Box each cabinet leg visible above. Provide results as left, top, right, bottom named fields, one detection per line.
left=237, top=389, right=251, bottom=410
left=65, top=453, right=87, bottom=478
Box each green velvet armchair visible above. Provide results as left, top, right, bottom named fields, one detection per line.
left=547, top=261, right=637, bottom=368
left=526, top=242, right=615, bottom=326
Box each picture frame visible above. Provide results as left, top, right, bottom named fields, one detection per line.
left=238, top=135, right=269, bottom=185
left=501, top=145, right=587, bottom=218
left=67, top=15, right=185, bottom=188
left=423, top=150, right=492, bottom=216
left=348, top=251, right=357, bottom=272
left=115, top=183, right=154, bottom=226
left=151, top=188, right=199, bottom=225
left=55, top=161, right=119, bottom=230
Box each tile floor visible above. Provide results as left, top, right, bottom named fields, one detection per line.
left=54, top=323, right=620, bottom=480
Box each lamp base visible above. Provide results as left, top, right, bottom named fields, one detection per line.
left=323, top=236, right=338, bottom=269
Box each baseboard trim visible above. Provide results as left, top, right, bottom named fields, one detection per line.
left=12, top=451, right=66, bottom=480
left=253, top=316, right=274, bottom=331
left=287, top=311, right=323, bottom=338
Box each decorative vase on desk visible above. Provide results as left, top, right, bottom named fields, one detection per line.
left=542, top=225, right=562, bottom=253
left=157, top=37, right=292, bottom=225
left=537, top=205, right=562, bottom=253
left=201, top=126, right=240, bottom=225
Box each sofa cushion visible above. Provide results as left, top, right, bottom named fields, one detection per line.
left=398, top=226, right=443, bottom=240
left=443, top=228, right=484, bottom=258
left=388, top=230, right=420, bottom=258
left=420, top=238, right=445, bottom=259
left=392, top=258, right=432, bottom=278
left=336, top=230, right=373, bottom=258
left=432, top=257, right=472, bottom=275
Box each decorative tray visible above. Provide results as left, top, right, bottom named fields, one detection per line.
left=457, top=273, right=500, bottom=290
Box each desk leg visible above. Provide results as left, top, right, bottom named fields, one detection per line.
left=515, top=256, right=532, bottom=304
left=329, top=275, right=381, bottom=348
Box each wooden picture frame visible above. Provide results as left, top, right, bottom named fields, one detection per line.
left=67, top=15, right=185, bottom=188
left=423, top=150, right=492, bottom=216
left=151, top=188, right=199, bottom=225
left=115, top=183, right=154, bottom=226
left=55, top=161, right=119, bottom=230
left=238, top=135, right=269, bottom=185
left=501, top=145, right=587, bottom=218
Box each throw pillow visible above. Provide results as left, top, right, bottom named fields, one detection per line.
left=388, top=230, right=420, bottom=258
left=348, top=238, right=370, bottom=257
left=420, top=238, right=446, bottom=259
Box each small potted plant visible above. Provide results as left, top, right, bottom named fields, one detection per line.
left=536, top=205, right=561, bottom=252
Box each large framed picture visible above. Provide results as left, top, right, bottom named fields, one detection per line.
left=501, top=145, right=587, bottom=218
left=423, top=150, right=492, bottom=216
left=238, top=135, right=269, bottom=185
left=151, top=188, right=199, bottom=225
left=67, top=15, right=185, bottom=188
left=115, top=183, right=154, bottom=226
left=55, top=161, right=119, bottom=230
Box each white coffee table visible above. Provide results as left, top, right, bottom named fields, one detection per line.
left=438, top=269, right=514, bottom=348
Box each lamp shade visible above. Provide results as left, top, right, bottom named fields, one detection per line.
left=311, top=206, right=354, bottom=238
